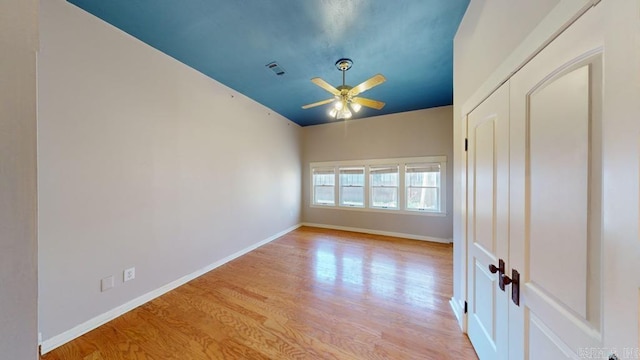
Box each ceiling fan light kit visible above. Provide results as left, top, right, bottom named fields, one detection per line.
left=302, top=58, right=386, bottom=120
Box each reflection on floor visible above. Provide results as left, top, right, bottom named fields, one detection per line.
left=313, top=236, right=437, bottom=307
left=42, top=226, right=478, bottom=359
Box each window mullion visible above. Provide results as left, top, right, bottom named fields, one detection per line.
left=400, top=163, right=406, bottom=211
left=364, top=166, right=370, bottom=208
left=334, top=169, right=339, bottom=207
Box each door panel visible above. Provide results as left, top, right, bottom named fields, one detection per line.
left=529, top=314, right=575, bottom=359
left=466, top=83, right=510, bottom=360
left=528, top=65, right=590, bottom=319
left=509, top=5, right=603, bottom=358
left=474, top=120, right=496, bottom=254
left=474, top=260, right=496, bottom=337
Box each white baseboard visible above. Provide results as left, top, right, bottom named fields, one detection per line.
left=301, top=222, right=452, bottom=244
left=41, top=223, right=302, bottom=354
left=450, top=297, right=467, bottom=332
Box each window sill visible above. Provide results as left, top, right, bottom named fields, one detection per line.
left=310, top=204, right=447, bottom=217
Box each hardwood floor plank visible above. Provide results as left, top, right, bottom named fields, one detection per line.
left=42, top=227, right=478, bottom=359
left=85, top=325, right=151, bottom=360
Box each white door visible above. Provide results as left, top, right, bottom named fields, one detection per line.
left=466, top=83, right=510, bottom=360
left=508, top=4, right=604, bottom=358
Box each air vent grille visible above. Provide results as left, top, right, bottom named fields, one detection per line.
left=266, top=62, right=285, bottom=76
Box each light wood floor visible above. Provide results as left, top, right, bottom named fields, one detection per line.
left=42, top=227, right=478, bottom=359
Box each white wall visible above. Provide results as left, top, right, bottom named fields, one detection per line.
left=38, top=0, right=301, bottom=347
left=454, top=0, right=560, bottom=107
left=302, top=107, right=453, bottom=241
left=0, top=0, right=39, bottom=358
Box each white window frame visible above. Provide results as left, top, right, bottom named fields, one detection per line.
left=405, top=162, right=443, bottom=213
left=369, top=165, right=400, bottom=210
left=339, top=166, right=365, bottom=208
left=311, top=166, right=336, bottom=206
left=310, top=156, right=446, bottom=216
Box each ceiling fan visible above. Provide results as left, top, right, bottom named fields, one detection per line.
left=302, top=58, right=386, bottom=120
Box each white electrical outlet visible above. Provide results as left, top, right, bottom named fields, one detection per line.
left=101, top=276, right=114, bottom=292
left=124, top=267, right=135, bottom=282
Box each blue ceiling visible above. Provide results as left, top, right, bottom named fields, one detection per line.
left=67, top=0, right=469, bottom=126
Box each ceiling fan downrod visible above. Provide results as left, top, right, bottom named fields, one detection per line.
left=335, top=58, right=353, bottom=89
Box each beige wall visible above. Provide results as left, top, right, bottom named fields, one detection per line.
left=38, top=0, right=301, bottom=346
left=0, top=0, right=39, bottom=358
left=302, top=107, right=453, bottom=240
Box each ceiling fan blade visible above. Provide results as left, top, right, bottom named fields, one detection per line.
left=352, top=97, right=386, bottom=110
left=302, top=98, right=335, bottom=109
left=349, top=74, right=386, bottom=97
left=311, top=77, right=340, bottom=96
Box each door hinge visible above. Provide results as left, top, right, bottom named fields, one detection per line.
left=464, top=301, right=468, bottom=314
left=464, top=138, right=468, bottom=152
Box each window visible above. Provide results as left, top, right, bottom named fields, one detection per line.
left=339, top=167, right=365, bottom=207
left=406, top=163, right=441, bottom=212
left=370, top=165, right=399, bottom=209
left=310, top=156, right=446, bottom=215
left=312, top=167, right=335, bottom=205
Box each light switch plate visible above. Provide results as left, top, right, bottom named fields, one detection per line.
left=101, top=276, right=114, bottom=292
